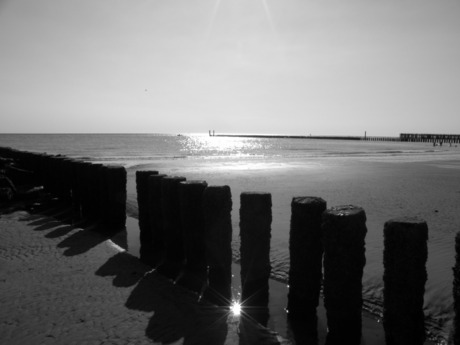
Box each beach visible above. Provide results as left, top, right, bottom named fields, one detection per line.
left=1, top=133, right=459, bottom=344
left=1, top=197, right=294, bottom=345
left=0, top=193, right=441, bottom=344
left=122, top=152, right=460, bottom=344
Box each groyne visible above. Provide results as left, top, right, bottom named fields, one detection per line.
left=0, top=147, right=127, bottom=233
left=210, top=132, right=460, bottom=143
left=0, top=145, right=453, bottom=344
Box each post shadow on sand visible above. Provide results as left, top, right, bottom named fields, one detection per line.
left=56, top=222, right=128, bottom=257
left=286, top=310, right=320, bottom=345
left=124, top=269, right=229, bottom=345
left=95, top=251, right=149, bottom=288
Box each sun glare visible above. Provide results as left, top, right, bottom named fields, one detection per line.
left=231, top=301, right=242, bottom=317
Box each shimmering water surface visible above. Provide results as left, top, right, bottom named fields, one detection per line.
left=1, top=133, right=460, bottom=343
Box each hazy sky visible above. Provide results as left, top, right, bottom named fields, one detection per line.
left=1, top=0, right=459, bottom=135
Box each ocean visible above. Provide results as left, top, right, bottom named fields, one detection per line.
left=1, top=133, right=460, bottom=343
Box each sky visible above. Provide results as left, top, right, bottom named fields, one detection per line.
left=0, top=0, right=459, bottom=136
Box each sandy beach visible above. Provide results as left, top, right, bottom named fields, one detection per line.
left=1, top=137, right=456, bottom=344
left=0, top=198, right=290, bottom=345
left=0, top=194, right=394, bottom=345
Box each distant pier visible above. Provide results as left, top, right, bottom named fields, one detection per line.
left=400, top=133, right=460, bottom=144
left=208, top=131, right=460, bottom=144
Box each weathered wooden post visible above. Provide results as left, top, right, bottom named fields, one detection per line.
left=147, top=174, right=167, bottom=267
left=79, top=162, right=94, bottom=220
left=287, top=196, right=326, bottom=339
left=88, top=163, right=104, bottom=221
left=203, top=185, right=233, bottom=306
left=136, top=170, right=159, bottom=263
left=178, top=180, right=208, bottom=293
left=453, top=232, right=460, bottom=345
left=240, top=192, right=272, bottom=326
left=103, top=165, right=127, bottom=232
left=383, top=217, right=428, bottom=345
left=158, top=176, right=186, bottom=280
left=98, top=165, right=109, bottom=225
left=322, top=205, right=367, bottom=345
left=72, top=160, right=86, bottom=218
left=55, top=157, right=73, bottom=202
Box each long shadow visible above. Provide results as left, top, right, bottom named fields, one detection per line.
left=125, top=270, right=229, bottom=345
left=95, top=252, right=149, bottom=288
left=45, top=224, right=76, bottom=239
left=57, top=225, right=111, bottom=256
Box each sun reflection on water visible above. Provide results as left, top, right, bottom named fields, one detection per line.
left=180, top=134, right=267, bottom=158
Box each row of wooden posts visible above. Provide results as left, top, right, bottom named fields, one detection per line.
left=135, top=170, right=436, bottom=345
left=1, top=146, right=458, bottom=344
left=0, top=147, right=127, bottom=232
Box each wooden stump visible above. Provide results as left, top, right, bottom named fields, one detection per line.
left=322, top=205, right=367, bottom=345
left=159, top=176, right=186, bottom=279
left=383, top=217, right=428, bottom=345
left=136, top=170, right=159, bottom=263
left=178, top=180, right=208, bottom=293
left=203, top=185, right=233, bottom=305
left=240, top=192, right=272, bottom=325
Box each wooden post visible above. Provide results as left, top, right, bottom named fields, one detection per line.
left=136, top=170, right=159, bottom=263
left=453, top=232, right=460, bottom=345
left=88, top=163, right=104, bottom=221
left=147, top=174, right=167, bottom=268
left=288, top=197, right=326, bottom=332
left=322, top=205, right=367, bottom=345
left=78, top=162, right=93, bottom=220
left=240, top=192, right=272, bottom=313
left=178, top=180, right=208, bottom=293
left=104, top=165, right=127, bottom=232
left=203, top=185, right=233, bottom=306
left=158, top=176, right=186, bottom=280
left=383, top=217, right=428, bottom=345
left=98, top=165, right=109, bottom=225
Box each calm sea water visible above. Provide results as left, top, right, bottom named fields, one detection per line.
left=1, top=133, right=460, bottom=343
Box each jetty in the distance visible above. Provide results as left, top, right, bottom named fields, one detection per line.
left=208, top=130, right=460, bottom=144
